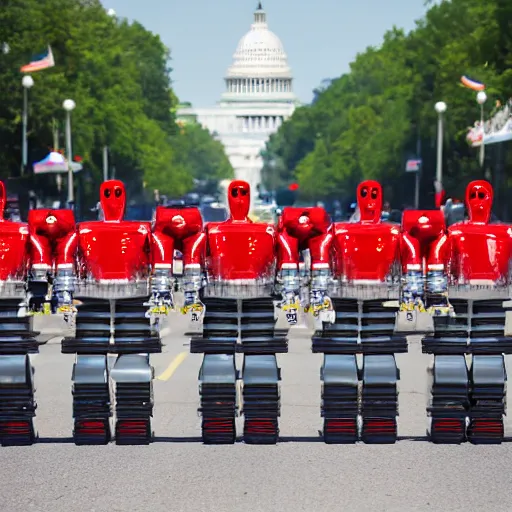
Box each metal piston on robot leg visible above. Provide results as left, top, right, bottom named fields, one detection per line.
left=62, top=288, right=161, bottom=445
left=313, top=289, right=406, bottom=444
left=0, top=292, right=40, bottom=446
left=423, top=295, right=509, bottom=444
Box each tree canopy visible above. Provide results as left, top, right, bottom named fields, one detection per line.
left=262, top=0, right=512, bottom=210
left=0, top=0, right=232, bottom=204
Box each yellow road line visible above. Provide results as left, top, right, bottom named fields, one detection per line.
left=157, top=351, right=188, bottom=381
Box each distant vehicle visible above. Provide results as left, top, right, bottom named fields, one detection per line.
left=124, top=204, right=154, bottom=221
left=201, top=203, right=228, bottom=223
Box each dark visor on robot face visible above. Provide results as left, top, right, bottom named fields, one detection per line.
left=470, top=190, right=486, bottom=199
left=231, top=188, right=248, bottom=197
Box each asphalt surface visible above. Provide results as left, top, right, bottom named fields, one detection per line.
left=1, top=313, right=512, bottom=512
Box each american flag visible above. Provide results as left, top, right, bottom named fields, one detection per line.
left=20, top=46, right=55, bottom=73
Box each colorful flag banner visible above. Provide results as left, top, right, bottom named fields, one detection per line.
left=460, top=75, right=485, bottom=91
left=20, top=45, right=55, bottom=73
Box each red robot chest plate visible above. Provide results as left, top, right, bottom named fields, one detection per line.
left=333, top=223, right=401, bottom=281
left=449, top=224, right=512, bottom=283
left=0, top=222, right=29, bottom=280
left=206, top=223, right=275, bottom=280
left=78, top=221, right=151, bottom=280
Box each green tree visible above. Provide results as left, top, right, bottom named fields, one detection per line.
left=263, top=0, right=512, bottom=210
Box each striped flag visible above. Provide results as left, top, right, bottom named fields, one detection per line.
left=20, top=45, right=55, bottom=73
left=460, top=75, right=485, bottom=91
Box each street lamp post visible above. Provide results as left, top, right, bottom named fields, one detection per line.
left=434, top=101, right=447, bottom=188
left=476, top=91, right=487, bottom=167
left=21, top=75, right=34, bottom=174
left=63, top=99, right=76, bottom=208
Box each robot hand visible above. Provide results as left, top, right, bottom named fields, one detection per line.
left=426, top=269, right=454, bottom=317
left=401, top=269, right=426, bottom=313
left=308, top=289, right=335, bottom=323
left=278, top=267, right=300, bottom=325
left=181, top=290, right=205, bottom=323
left=280, top=291, right=300, bottom=325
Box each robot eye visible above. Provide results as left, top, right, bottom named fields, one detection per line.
left=360, top=187, right=368, bottom=198
left=115, top=187, right=123, bottom=198
left=478, top=191, right=486, bottom=199
left=231, top=188, right=239, bottom=198
left=470, top=191, right=477, bottom=199
left=371, top=188, right=378, bottom=199
left=104, top=188, right=111, bottom=198
left=240, top=188, right=248, bottom=196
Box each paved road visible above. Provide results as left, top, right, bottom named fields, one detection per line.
left=1, top=314, right=512, bottom=511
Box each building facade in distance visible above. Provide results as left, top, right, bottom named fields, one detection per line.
left=177, top=3, right=299, bottom=197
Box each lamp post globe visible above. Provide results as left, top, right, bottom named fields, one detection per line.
left=435, top=101, right=447, bottom=114
left=477, top=91, right=487, bottom=105
left=63, top=99, right=76, bottom=111
left=22, top=75, right=34, bottom=88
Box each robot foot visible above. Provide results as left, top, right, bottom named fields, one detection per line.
left=428, top=417, right=466, bottom=444
left=323, top=417, right=358, bottom=444
left=243, top=417, right=278, bottom=444
left=199, top=383, right=237, bottom=444
left=467, top=417, right=504, bottom=444
left=360, top=417, right=397, bottom=444
left=0, top=419, right=36, bottom=446
left=115, top=418, right=152, bottom=445
left=201, top=417, right=236, bottom=444
left=73, top=419, right=111, bottom=445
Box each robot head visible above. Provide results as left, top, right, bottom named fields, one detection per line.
left=100, top=180, right=126, bottom=221
left=228, top=180, right=250, bottom=221
left=0, top=181, right=5, bottom=220
left=466, top=180, right=493, bottom=224
left=357, top=180, right=382, bottom=223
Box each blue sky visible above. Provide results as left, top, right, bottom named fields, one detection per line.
left=100, top=0, right=432, bottom=107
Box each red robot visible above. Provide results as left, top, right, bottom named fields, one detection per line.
left=277, top=206, right=333, bottom=322
left=0, top=181, right=40, bottom=445
left=185, top=180, right=302, bottom=444
left=61, top=180, right=161, bottom=445
left=27, top=208, right=77, bottom=313
left=151, top=204, right=204, bottom=319
left=422, top=180, right=512, bottom=444
left=309, top=180, right=422, bottom=443
left=401, top=209, right=452, bottom=316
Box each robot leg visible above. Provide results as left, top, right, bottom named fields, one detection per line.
left=71, top=355, right=111, bottom=444
left=111, top=354, right=154, bottom=445
left=0, top=299, right=39, bottom=446
left=198, top=354, right=237, bottom=444
left=360, top=354, right=399, bottom=443
left=428, top=355, right=469, bottom=443
left=241, top=354, right=280, bottom=444
left=0, top=356, right=37, bottom=445
left=321, top=354, right=359, bottom=443
left=467, top=355, right=506, bottom=444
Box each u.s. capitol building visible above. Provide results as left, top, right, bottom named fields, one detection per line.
left=177, top=3, right=300, bottom=195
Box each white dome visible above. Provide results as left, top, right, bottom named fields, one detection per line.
left=226, top=4, right=292, bottom=78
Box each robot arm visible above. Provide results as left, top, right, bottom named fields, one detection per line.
left=308, top=231, right=335, bottom=322
left=400, top=232, right=424, bottom=311
left=275, top=229, right=301, bottom=325
left=426, top=232, right=453, bottom=315
left=182, top=232, right=206, bottom=309
left=149, top=229, right=175, bottom=312
left=53, top=229, right=78, bottom=311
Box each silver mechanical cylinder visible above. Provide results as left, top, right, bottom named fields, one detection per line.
left=311, top=268, right=330, bottom=292
left=426, top=270, right=447, bottom=294
left=280, top=267, right=299, bottom=295
left=403, top=270, right=424, bottom=297
left=151, top=267, right=172, bottom=294
left=54, top=266, right=76, bottom=294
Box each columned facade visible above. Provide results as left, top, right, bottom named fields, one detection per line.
left=177, top=3, right=299, bottom=204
